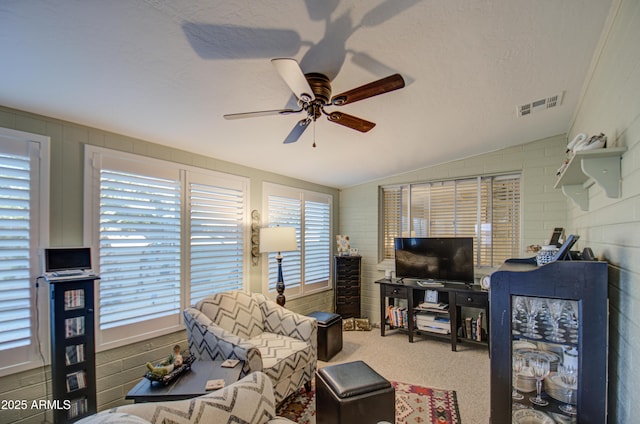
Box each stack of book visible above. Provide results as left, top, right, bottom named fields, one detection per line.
left=460, top=311, right=484, bottom=342
left=386, top=305, right=409, bottom=328
left=415, top=312, right=451, bottom=334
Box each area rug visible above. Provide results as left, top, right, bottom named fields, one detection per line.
left=276, top=381, right=461, bottom=424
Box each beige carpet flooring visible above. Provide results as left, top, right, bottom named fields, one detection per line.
left=318, top=328, right=490, bottom=423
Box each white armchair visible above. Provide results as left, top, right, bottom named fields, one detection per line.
left=76, top=372, right=296, bottom=424
left=183, top=290, right=317, bottom=403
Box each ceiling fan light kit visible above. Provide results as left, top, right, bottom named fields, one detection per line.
left=223, top=58, right=405, bottom=145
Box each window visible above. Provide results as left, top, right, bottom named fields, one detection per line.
left=85, top=147, right=249, bottom=350
left=0, top=128, right=49, bottom=376
left=381, top=174, right=521, bottom=268
left=187, top=172, right=246, bottom=305
left=263, top=183, right=332, bottom=299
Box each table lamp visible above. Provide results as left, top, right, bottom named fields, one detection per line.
left=260, top=226, right=297, bottom=306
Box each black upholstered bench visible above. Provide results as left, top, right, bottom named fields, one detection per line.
left=308, top=311, right=342, bottom=361
left=316, top=360, right=395, bottom=424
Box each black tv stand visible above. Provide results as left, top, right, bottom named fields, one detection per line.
left=375, top=278, right=489, bottom=352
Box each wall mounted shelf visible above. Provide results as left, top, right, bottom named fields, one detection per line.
left=554, top=146, right=626, bottom=210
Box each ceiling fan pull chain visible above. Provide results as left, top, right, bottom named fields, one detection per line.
left=313, top=119, right=317, bottom=148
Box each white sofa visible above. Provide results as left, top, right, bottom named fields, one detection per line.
left=76, top=372, right=295, bottom=424
left=183, top=290, right=317, bottom=403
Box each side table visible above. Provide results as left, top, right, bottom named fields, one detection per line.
left=126, top=360, right=243, bottom=403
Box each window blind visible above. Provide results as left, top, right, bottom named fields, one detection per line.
left=189, top=182, right=244, bottom=304
left=381, top=186, right=407, bottom=258
left=484, top=175, right=521, bottom=267
left=98, top=170, right=181, bottom=330
left=0, top=149, right=32, bottom=351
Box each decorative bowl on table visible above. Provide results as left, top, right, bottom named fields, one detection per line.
left=145, top=353, right=196, bottom=386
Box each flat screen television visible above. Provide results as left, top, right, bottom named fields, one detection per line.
left=394, top=237, right=474, bottom=284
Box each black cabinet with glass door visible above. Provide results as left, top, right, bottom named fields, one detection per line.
left=49, top=277, right=98, bottom=423
left=489, top=260, right=607, bottom=423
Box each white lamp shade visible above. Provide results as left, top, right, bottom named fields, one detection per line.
left=260, top=226, right=298, bottom=253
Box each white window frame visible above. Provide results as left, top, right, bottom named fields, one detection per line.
left=0, top=127, right=50, bottom=376
left=262, top=183, right=332, bottom=301
left=84, top=146, right=250, bottom=351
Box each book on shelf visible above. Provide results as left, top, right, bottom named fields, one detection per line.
left=64, top=289, right=85, bottom=310
left=464, top=317, right=473, bottom=339
left=416, top=280, right=444, bottom=287
left=66, top=370, right=87, bottom=392
left=386, top=305, right=409, bottom=328
left=459, top=313, right=484, bottom=341
left=65, top=316, right=85, bottom=338
left=415, top=310, right=451, bottom=334
left=416, top=324, right=450, bottom=334
left=416, top=302, right=449, bottom=313
left=67, top=398, right=88, bottom=419
left=65, top=344, right=85, bottom=366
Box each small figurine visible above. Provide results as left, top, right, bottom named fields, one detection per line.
left=146, top=345, right=184, bottom=377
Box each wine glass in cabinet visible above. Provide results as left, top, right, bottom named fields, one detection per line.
left=489, top=260, right=607, bottom=424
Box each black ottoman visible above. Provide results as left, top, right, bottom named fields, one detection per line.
left=316, top=360, right=395, bottom=424
left=309, top=311, right=342, bottom=361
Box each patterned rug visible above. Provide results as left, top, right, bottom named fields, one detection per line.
left=276, top=380, right=461, bottom=424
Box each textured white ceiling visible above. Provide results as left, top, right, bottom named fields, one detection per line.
left=0, top=0, right=613, bottom=188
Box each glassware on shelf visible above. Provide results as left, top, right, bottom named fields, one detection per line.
left=529, top=354, right=551, bottom=406
left=511, top=354, right=526, bottom=400
left=563, top=300, right=580, bottom=343
left=521, top=297, right=543, bottom=339
left=558, top=364, right=578, bottom=415
left=512, top=296, right=523, bottom=335
left=545, top=298, right=566, bottom=342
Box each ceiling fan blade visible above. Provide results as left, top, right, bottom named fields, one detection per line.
left=327, top=112, right=376, bottom=133
left=284, top=118, right=311, bottom=144
left=331, top=73, right=405, bottom=106
left=223, top=108, right=300, bottom=120
left=272, top=58, right=315, bottom=102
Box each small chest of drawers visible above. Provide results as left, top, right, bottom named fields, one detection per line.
left=334, top=255, right=361, bottom=318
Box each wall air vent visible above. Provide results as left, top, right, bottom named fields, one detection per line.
left=517, top=91, right=564, bottom=117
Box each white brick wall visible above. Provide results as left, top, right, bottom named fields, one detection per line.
left=565, top=0, right=640, bottom=421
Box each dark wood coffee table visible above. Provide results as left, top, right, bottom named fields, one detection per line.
left=126, top=359, right=243, bottom=402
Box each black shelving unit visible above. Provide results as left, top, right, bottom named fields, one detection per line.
left=334, top=255, right=361, bottom=318
left=49, top=277, right=98, bottom=423
left=490, top=260, right=607, bottom=423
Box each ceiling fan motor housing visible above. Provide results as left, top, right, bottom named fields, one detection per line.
left=305, top=73, right=332, bottom=104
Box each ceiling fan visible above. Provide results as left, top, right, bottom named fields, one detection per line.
left=223, top=58, right=405, bottom=145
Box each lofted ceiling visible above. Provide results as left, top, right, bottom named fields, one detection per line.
left=0, top=0, right=613, bottom=188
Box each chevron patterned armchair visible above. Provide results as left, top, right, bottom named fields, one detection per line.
left=77, top=372, right=296, bottom=424
left=183, top=290, right=317, bottom=403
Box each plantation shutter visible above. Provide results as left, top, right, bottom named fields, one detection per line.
left=263, top=183, right=332, bottom=299
left=188, top=176, right=245, bottom=304
left=304, top=197, right=330, bottom=286
left=98, top=166, right=181, bottom=332
left=0, top=141, right=34, bottom=353
left=266, top=194, right=301, bottom=293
